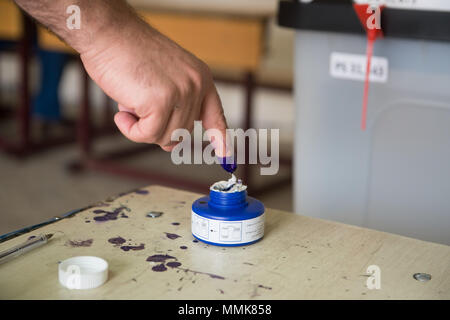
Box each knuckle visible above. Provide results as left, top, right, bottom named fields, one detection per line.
left=199, top=62, right=213, bottom=82
left=177, top=79, right=193, bottom=99
left=189, top=69, right=204, bottom=90
left=186, top=62, right=208, bottom=91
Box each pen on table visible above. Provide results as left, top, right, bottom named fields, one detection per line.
left=0, top=233, right=53, bottom=265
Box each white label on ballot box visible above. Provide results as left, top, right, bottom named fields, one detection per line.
left=330, top=52, right=388, bottom=83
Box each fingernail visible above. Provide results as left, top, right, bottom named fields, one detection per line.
left=218, top=156, right=237, bottom=173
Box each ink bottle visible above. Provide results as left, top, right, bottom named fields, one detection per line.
left=191, top=176, right=265, bottom=246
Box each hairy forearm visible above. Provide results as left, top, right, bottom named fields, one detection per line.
left=13, top=0, right=144, bottom=54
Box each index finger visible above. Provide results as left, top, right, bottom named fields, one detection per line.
left=200, top=86, right=229, bottom=158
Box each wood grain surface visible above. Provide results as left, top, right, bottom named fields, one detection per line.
left=36, top=8, right=265, bottom=72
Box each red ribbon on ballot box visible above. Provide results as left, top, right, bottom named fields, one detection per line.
left=353, top=3, right=384, bottom=131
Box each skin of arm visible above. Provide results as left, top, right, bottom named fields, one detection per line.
left=14, top=0, right=228, bottom=154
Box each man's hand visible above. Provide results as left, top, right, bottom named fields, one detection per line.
left=14, top=0, right=228, bottom=154
left=81, top=17, right=227, bottom=152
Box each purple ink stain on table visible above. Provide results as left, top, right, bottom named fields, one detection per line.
left=108, top=236, right=126, bottom=245
left=192, top=239, right=199, bottom=243
left=120, top=243, right=145, bottom=251
left=258, top=284, right=272, bottom=290
left=146, top=254, right=176, bottom=263
left=152, top=264, right=167, bottom=272
left=135, top=189, right=149, bottom=195
left=208, top=273, right=225, bottom=280
left=165, top=232, right=181, bottom=240
left=93, top=206, right=128, bottom=222
left=180, top=246, right=188, bottom=250
left=66, top=239, right=93, bottom=247
left=146, top=254, right=223, bottom=279
left=171, top=222, right=180, bottom=226
left=166, top=261, right=182, bottom=268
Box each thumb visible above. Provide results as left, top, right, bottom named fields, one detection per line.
left=201, top=86, right=229, bottom=158
left=114, top=103, right=143, bottom=143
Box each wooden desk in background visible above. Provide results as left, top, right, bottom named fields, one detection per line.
left=38, top=8, right=265, bottom=69
left=0, top=185, right=448, bottom=299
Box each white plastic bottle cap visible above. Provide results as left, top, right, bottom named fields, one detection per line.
left=59, top=256, right=108, bottom=290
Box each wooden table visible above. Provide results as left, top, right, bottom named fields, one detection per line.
left=0, top=185, right=449, bottom=299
